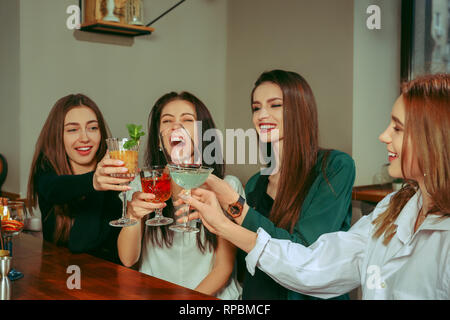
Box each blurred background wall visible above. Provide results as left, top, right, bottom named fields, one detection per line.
left=0, top=0, right=402, bottom=204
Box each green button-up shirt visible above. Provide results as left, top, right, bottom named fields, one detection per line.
left=240, top=149, right=355, bottom=300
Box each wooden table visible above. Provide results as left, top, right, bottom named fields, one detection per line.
left=9, top=233, right=217, bottom=300
left=352, top=183, right=393, bottom=203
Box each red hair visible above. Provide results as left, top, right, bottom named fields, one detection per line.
left=373, top=73, right=450, bottom=244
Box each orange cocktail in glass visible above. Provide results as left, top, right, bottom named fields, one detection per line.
left=106, top=138, right=140, bottom=227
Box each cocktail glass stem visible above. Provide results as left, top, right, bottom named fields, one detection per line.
left=169, top=188, right=196, bottom=232
left=145, top=205, right=173, bottom=226
left=109, top=182, right=137, bottom=227
left=154, top=208, right=163, bottom=220
left=121, top=189, right=128, bottom=221
left=180, top=189, right=191, bottom=229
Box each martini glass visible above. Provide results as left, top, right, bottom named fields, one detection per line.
left=141, top=166, right=173, bottom=226
left=106, top=138, right=139, bottom=227
left=0, top=200, right=25, bottom=281
left=167, top=165, right=213, bottom=233
left=159, top=125, right=212, bottom=233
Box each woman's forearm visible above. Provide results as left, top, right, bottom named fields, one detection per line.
left=195, top=236, right=237, bottom=296
left=194, top=264, right=233, bottom=296
left=216, top=219, right=257, bottom=254
left=117, top=214, right=143, bottom=267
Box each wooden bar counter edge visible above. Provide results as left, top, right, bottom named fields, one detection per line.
left=10, top=232, right=217, bottom=300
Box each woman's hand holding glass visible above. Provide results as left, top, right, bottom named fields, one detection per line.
left=93, top=153, right=133, bottom=192
left=127, top=192, right=167, bottom=221
left=203, top=174, right=240, bottom=209
left=174, top=188, right=230, bottom=235
left=159, top=124, right=213, bottom=233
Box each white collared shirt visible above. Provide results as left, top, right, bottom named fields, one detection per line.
left=246, top=191, right=450, bottom=299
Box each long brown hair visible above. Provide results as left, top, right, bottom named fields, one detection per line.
left=145, top=91, right=224, bottom=253
left=27, top=94, right=109, bottom=245
left=373, top=73, right=450, bottom=245
left=251, top=70, right=320, bottom=233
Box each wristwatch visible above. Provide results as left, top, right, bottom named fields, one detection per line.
left=226, top=195, right=246, bottom=219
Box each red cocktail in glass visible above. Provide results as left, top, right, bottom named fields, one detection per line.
left=140, top=166, right=173, bottom=226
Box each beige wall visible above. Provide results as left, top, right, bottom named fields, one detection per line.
left=14, top=0, right=227, bottom=197
left=0, top=0, right=20, bottom=193
left=352, top=0, right=401, bottom=185
left=1, top=0, right=402, bottom=198
left=225, top=0, right=354, bottom=183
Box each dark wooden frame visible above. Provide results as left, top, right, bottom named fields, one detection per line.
left=79, top=20, right=154, bottom=37
left=78, top=0, right=154, bottom=37
left=77, top=0, right=186, bottom=37
left=401, top=0, right=435, bottom=82
left=401, top=0, right=415, bottom=82
left=0, top=154, right=7, bottom=192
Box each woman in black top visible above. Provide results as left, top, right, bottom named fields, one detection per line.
left=27, top=94, right=131, bottom=263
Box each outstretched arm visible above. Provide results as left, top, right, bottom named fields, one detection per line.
left=180, top=188, right=369, bottom=299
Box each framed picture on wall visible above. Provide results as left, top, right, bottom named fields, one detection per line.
left=401, top=0, right=450, bottom=81
left=80, top=0, right=129, bottom=24
left=80, top=0, right=104, bottom=23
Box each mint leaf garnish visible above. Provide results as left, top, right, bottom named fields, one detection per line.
left=123, top=140, right=137, bottom=150
left=124, top=124, right=145, bottom=150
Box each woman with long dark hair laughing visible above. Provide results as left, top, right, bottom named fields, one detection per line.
left=116, top=91, right=244, bottom=299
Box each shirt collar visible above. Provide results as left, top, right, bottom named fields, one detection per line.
left=394, top=191, right=450, bottom=243
left=420, top=214, right=450, bottom=231
left=394, top=192, right=421, bottom=244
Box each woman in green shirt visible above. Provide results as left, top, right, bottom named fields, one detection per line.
left=178, top=69, right=355, bottom=300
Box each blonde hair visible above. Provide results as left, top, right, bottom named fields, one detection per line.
left=373, top=74, right=450, bottom=245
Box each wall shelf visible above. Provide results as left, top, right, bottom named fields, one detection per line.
left=80, top=21, right=154, bottom=37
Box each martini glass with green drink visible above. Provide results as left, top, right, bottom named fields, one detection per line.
left=159, top=125, right=213, bottom=233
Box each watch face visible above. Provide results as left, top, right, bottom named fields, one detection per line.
left=228, top=202, right=243, bottom=217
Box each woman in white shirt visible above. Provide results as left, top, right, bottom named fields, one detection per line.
left=116, top=91, right=243, bottom=299
left=177, top=74, right=450, bottom=299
